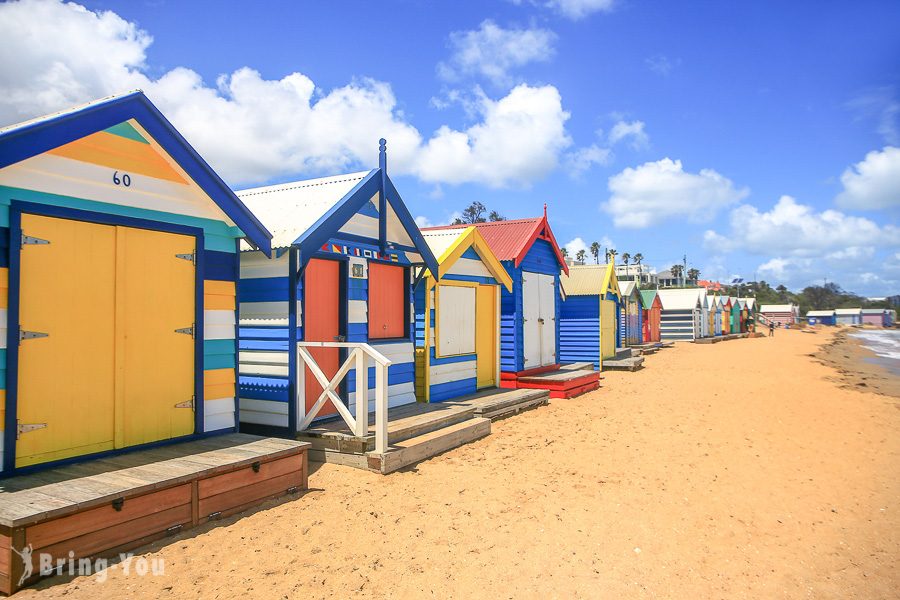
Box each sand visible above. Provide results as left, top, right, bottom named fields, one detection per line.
left=815, top=329, right=900, bottom=399
left=22, top=329, right=900, bottom=599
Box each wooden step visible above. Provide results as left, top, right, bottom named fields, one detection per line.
left=559, top=362, right=596, bottom=372
left=367, top=417, right=491, bottom=474
left=602, top=356, right=645, bottom=371
left=469, top=389, right=550, bottom=420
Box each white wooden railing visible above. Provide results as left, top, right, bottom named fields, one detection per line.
left=296, top=342, right=392, bottom=453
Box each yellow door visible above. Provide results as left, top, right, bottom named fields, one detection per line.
left=118, top=227, right=196, bottom=447
left=475, top=285, right=496, bottom=388
left=600, top=299, right=616, bottom=363
left=15, top=215, right=196, bottom=467
left=17, top=214, right=117, bottom=467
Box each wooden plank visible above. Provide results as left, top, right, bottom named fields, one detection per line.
left=199, top=471, right=303, bottom=518
left=0, top=531, right=9, bottom=577
left=198, top=454, right=303, bottom=499
left=26, top=484, right=191, bottom=550
left=377, top=418, right=491, bottom=474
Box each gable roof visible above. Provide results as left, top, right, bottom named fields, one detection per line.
left=640, top=289, right=661, bottom=308
left=427, top=211, right=567, bottom=274
left=739, top=297, right=756, bottom=311
left=237, top=165, right=439, bottom=277
left=560, top=263, right=619, bottom=298
left=0, top=90, right=273, bottom=255
left=760, top=304, right=796, bottom=313
left=421, top=226, right=512, bottom=291
left=657, top=288, right=703, bottom=310
left=835, top=307, right=862, bottom=315
left=806, top=310, right=836, bottom=317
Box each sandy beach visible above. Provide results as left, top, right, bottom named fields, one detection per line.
left=21, top=329, right=900, bottom=599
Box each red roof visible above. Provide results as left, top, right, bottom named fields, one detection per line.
left=423, top=213, right=567, bottom=274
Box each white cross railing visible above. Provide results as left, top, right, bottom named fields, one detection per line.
left=296, top=342, right=392, bottom=454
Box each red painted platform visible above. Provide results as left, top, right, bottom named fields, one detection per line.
left=499, top=365, right=600, bottom=399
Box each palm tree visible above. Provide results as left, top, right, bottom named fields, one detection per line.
left=621, top=252, right=631, bottom=277
left=671, top=264, right=684, bottom=285
left=608, top=248, right=618, bottom=264
left=560, top=247, right=568, bottom=258
left=632, top=253, right=644, bottom=283
left=687, top=268, right=700, bottom=282
left=590, top=241, right=600, bottom=264
left=576, top=249, right=586, bottom=264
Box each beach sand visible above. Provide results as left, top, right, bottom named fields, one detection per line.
left=815, top=329, right=900, bottom=399
left=21, top=329, right=900, bottom=599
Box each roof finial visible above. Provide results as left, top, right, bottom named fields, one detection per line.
left=379, top=138, right=387, bottom=172
left=543, top=203, right=548, bottom=219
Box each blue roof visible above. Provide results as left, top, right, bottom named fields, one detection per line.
left=0, top=90, right=273, bottom=255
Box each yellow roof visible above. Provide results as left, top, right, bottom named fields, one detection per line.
left=422, top=226, right=513, bottom=291
left=560, top=263, right=620, bottom=298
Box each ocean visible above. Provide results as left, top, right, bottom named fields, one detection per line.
left=851, top=329, right=900, bottom=376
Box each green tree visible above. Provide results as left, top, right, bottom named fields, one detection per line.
left=687, top=268, right=700, bottom=282
left=576, top=249, right=586, bottom=264
left=670, top=264, right=684, bottom=283
left=590, top=241, right=600, bottom=264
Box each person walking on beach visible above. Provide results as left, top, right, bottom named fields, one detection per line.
left=768, top=321, right=775, bottom=337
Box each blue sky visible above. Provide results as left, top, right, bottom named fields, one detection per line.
left=1, top=0, right=898, bottom=294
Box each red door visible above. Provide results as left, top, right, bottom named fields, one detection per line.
left=303, top=259, right=341, bottom=416
left=368, top=262, right=406, bottom=339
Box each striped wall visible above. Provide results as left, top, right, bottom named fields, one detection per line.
left=414, top=247, right=499, bottom=402
left=500, top=239, right=562, bottom=373
left=624, top=296, right=643, bottom=346
left=238, top=237, right=418, bottom=429
left=559, top=295, right=600, bottom=368
left=660, top=309, right=700, bottom=342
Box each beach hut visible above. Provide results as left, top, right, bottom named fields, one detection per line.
left=806, top=310, right=836, bottom=326
left=759, top=304, right=799, bottom=327
left=657, top=288, right=703, bottom=341
left=413, top=227, right=512, bottom=402
left=560, top=262, right=622, bottom=368
left=0, top=91, right=274, bottom=473
left=640, top=290, right=662, bottom=343
left=236, top=141, right=440, bottom=433
left=698, top=289, right=710, bottom=338
left=861, top=308, right=887, bottom=326
left=835, top=308, right=862, bottom=326
left=429, top=212, right=598, bottom=396
left=619, top=280, right=644, bottom=346
left=707, top=295, right=722, bottom=335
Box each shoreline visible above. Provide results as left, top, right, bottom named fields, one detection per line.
left=814, top=328, right=900, bottom=398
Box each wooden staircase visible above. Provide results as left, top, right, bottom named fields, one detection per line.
left=602, top=348, right=645, bottom=371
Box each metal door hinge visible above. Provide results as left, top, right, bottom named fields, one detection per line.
left=175, top=252, right=196, bottom=265
left=19, top=330, right=49, bottom=343
left=21, top=233, right=50, bottom=248
left=175, top=396, right=195, bottom=409
left=175, top=324, right=195, bottom=338
left=16, top=421, right=47, bottom=439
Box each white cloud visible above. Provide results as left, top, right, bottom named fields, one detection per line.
left=608, top=120, right=649, bottom=150
left=835, top=146, right=900, bottom=210
left=0, top=0, right=574, bottom=189
left=645, top=55, right=679, bottom=76
left=603, top=158, right=749, bottom=228
left=438, top=20, right=556, bottom=87
left=415, top=215, right=434, bottom=228
left=564, top=237, right=589, bottom=256
left=847, top=86, right=899, bottom=145
left=546, top=0, right=616, bottom=19
left=564, top=236, right=613, bottom=262
left=705, top=195, right=900, bottom=257
left=565, top=144, right=612, bottom=177
left=416, top=84, right=572, bottom=187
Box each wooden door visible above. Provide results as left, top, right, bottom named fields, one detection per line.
left=537, top=273, right=556, bottom=366
left=600, top=299, right=617, bottom=361
left=303, top=259, right=341, bottom=416
left=16, top=214, right=117, bottom=467
left=118, top=227, right=196, bottom=447
left=475, top=285, right=496, bottom=388
left=521, top=272, right=541, bottom=368
left=368, top=262, right=405, bottom=339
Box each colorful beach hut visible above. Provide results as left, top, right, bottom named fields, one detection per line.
left=759, top=304, right=799, bottom=327
left=657, top=288, right=703, bottom=341
left=560, top=262, right=622, bottom=368
left=426, top=212, right=596, bottom=396
left=834, top=308, right=862, bottom=326
left=413, top=227, right=512, bottom=402
left=0, top=92, right=274, bottom=473
left=236, top=142, right=439, bottom=433
left=640, top=290, right=662, bottom=343
left=806, top=310, right=836, bottom=325
left=707, top=295, right=722, bottom=335
left=698, top=289, right=710, bottom=338
left=619, top=280, right=644, bottom=346
left=861, top=308, right=887, bottom=326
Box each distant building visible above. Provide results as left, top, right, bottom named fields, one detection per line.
left=655, top=269, right=698, bottom=288
left=759, top=304, right=799, bottom=326
left=615, top=263, right=654, bottom=285
left=698, top=280, right=726, bottom=292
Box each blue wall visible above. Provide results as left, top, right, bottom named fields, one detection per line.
left=559, top=295, right=600, bottom=368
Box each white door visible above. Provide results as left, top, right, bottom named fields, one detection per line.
left=538, top=273, right=556, bottom=365
left=522, top=271, right=556, bottom=368
left=522, top=273, right=541, bottom=367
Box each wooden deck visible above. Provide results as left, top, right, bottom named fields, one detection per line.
left=693, top=333, right=750, bottom=344
left=301, top=388, right=550, bottom=474
left=0, top=434, right=309, bottom=594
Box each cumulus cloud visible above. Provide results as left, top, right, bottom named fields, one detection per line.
left=438, top=20, right=556, bottom=87
left=835, top=146, right=900, bottom=210
left=565, top=144, right=612, bottom=177
left=603, top=158, right=749, bottom=228
left=704, top=195, right=900, bottom=257
left=507, top=0, right=615, bottom=20
left=0, top=0, right=574, bottom=188
left=607, top=120, right=649, bottom=150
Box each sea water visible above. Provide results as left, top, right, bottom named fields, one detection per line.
left=851, top=329, right=900, bottom=376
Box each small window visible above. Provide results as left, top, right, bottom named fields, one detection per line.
left=437, top=285, right=476, bottom=356
left=368, top=262, right=407, bottom=339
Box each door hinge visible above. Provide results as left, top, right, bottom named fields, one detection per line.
left=19, top=329, right=48, bottom=343
left=175, top=252, right=196, bottom=265
left=16, top=421, right=47, bottom=439
left=175, top=324, right=195, bottom=338
left=175, top=396, right=195, bottom=409
left=21, top=233, right=50, bottom=248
